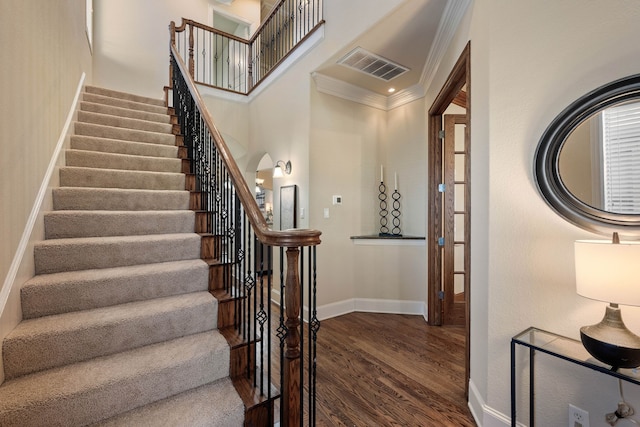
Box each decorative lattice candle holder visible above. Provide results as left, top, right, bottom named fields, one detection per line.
left=378, top=181, right=391, bottom=236
left=391, top=189, right=402, bottom=236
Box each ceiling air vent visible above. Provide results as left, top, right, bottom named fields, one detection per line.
left=337, top=47, right=409, bottom=82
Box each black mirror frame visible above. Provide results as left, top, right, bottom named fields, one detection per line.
left=534, top=73, right=640, bottom=236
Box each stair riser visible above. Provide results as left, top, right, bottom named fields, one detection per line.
left=75, top=122, right=176, bottom=146
left=80, top=101, right=170, bottom=124
left=60, top=167, right=185, bottom=191
left=21, top=261, right=209, bottom=319
left=34, top=234, right=202, bottom=274
left=85, top=86, right=166, bottom=107
left=78, top=110, right=173, bottom=134
left=52, top=188, right=190, bottom=211
left=44, top=211, right=195, bottom=239
left=4, top=294, right=217, bottom=379
left=65, top=149, right=182, bottom=174
left=71, top=135, right=178, bottom=159
left=81, top=92, right=167, bottom=115
left=0, top=333, right=230, bottom=427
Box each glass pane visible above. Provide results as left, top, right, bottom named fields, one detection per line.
left=455, top=184, right=465, bottom=211
left=454, top=243, right=465, bottom=271
left=454, top=273, right=464, bottom=295
left=455, top=214, right=465, bottom=241
left=455, top=154, right=465, bottom=181
left=455, top=123, right=466, bottom=151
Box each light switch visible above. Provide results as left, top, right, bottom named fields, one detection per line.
left=300, top=207, right=305, bottom=219
left=323, top=208, right=330, bottom=219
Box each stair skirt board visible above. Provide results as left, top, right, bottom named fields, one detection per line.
left=0, top=86, right=244, bottom=426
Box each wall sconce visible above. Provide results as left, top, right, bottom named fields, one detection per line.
left=255, top=178, right=264, bottom=193
left=575, top=232, right=640, bottom=370
left=273, top=160, right=292, bottom=178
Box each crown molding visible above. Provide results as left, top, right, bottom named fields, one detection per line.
left=311, top=72, right=388, bottom=110
left=312, top=73, right=426, bottom=111
left=387, top=84, right=426, bottom=109
left=420, top=0, right=472, bottom=89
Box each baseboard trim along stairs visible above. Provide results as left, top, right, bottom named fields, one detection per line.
left=0, top=86, right=245, bottom=426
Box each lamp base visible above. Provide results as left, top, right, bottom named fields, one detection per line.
left=580, top=304, right=640, bottom=371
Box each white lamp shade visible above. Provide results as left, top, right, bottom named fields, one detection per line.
left=575, top=240, right=640, bottom=306
left=273, top=165, right=284, bottom=178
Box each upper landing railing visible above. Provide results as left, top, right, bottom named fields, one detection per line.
left=171, top=0, right=324, bottom=95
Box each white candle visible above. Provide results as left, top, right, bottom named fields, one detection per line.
left=394, top=172, right=398, bottom=190
left=380, top=165, right=383, bottom=182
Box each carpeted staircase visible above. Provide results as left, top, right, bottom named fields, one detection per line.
left=0, top=86, right=245, bottom=426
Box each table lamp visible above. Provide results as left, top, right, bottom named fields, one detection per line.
left=575, top=232, right=640, bottom=371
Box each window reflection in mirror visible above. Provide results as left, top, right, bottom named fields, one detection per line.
left=559, top=100, right=640, bottom=214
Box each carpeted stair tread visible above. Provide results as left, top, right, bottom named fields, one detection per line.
left=75, top=122, right=176, bottom=146
left=3, top=292, right=217, bottom=379
left=44, top=210, right=195, bottom=238
left=34, top=233, right=202, bottom=274
left=78, top=110, right=173, bottom=134
left=21, top=259, right=209, bottom=319
left=0, top=331, right=230, bottom=427
left=81, top=92, right=168, bottom=115
left=85, top=85, right=166, bottom=107
left=71, top=135, right=178, bottom=158
left=92, top=378, right=244, bottom=427
left=52, top=187, right=190, bottom=211
left=80, top=101, right=170, bottom=124
left=65, top=149, right=182, bottom=173
left=60, top=166, right=185, bottom=190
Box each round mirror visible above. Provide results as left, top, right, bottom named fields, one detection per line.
left=534, top=74, right=640, bottom=235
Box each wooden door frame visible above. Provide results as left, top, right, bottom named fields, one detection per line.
left=427, top=41, right=471, bottom=395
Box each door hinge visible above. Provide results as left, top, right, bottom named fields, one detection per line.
left=438, top=291, right=445, bottom=300
left=438, top=129, right=445, bottom=139
left=438, top=237, right=445, bottom=246
left=438, top=183, right=445, bottom=193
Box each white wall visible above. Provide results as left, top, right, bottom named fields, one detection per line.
left=93, top=0, right=216, bottom=99
left=0, top=0, right=92, bottom=384
left=446, top=1, right=640, bottom=425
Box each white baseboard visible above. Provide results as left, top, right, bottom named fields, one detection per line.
left=0, top=73, right=85, bottom=385
left=469, top=379, right=522, bottom=427
left=0, top=72, right=86, bottom=316
left=317, top=298, right=427, bottom=321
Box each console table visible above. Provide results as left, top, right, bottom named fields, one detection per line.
left=511, top=327, right=640, bottom=426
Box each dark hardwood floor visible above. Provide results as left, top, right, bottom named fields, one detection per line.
left=311, top=312, right=476, bottom=426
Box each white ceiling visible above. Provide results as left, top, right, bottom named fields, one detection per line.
left=314, top=0, right=449, bottom=96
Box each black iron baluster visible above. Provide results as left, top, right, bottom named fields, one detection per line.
left=267, top=245, right=273, bottom=402
left=311, top=245, right=319, bottom=426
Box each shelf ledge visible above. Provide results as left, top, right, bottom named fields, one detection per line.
left=350, top=235, right=425, bottom=246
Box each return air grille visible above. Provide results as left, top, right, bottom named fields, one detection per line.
left=337, top=47, right=409, bottom=81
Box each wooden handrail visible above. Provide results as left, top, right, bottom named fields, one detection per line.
left=174, top=18, right=250, bottom=44
left=170, top=42, right=321, bottom=248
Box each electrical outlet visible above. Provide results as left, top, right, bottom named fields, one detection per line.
left=569, top=404, right=590, bottom=427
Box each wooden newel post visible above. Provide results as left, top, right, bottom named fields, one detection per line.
left=188, top=23, right=195, bottom=78
left=283, top=247, right=301, bottom=427
left=168, top=22, right=176, bottom=105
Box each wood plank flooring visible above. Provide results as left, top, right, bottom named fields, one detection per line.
left=310, top=312, right=476, bottom=426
